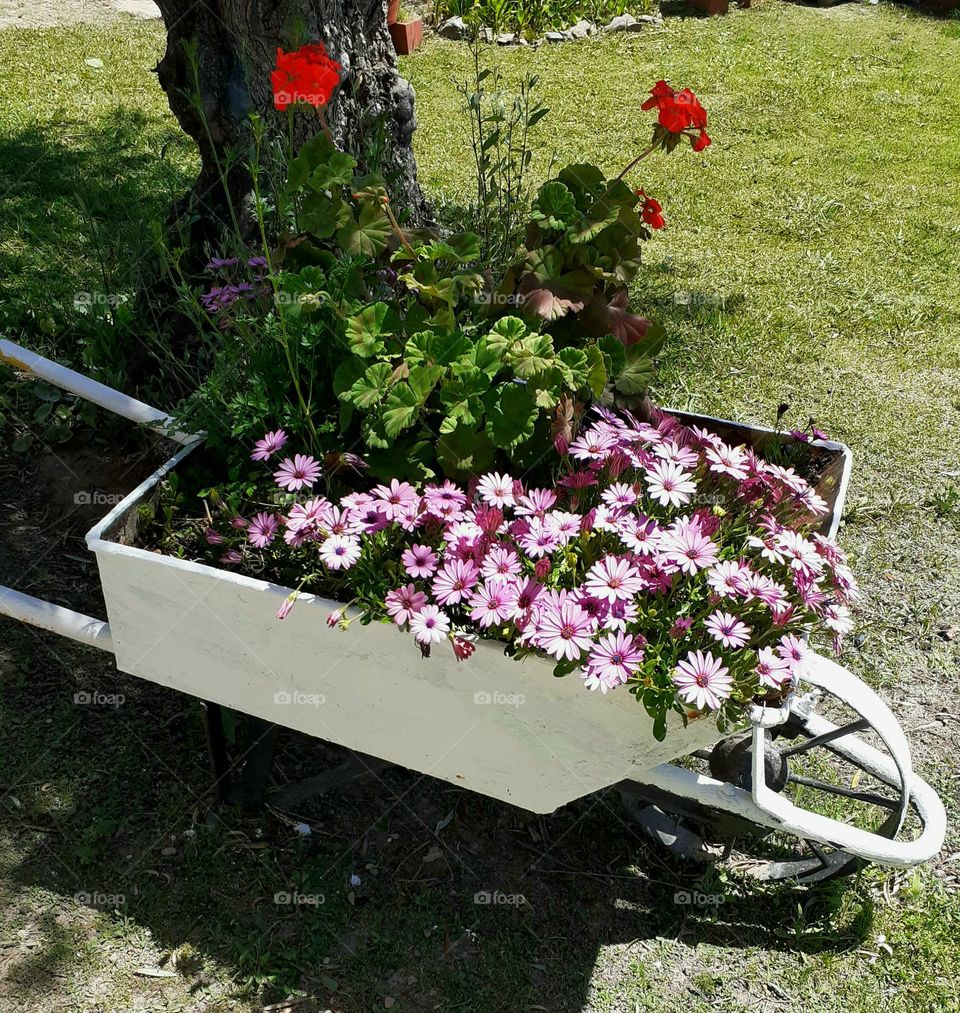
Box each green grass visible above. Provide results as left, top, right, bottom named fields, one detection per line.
left=2, top=4, right=960, bottom=1011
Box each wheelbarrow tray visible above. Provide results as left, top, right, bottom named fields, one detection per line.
left=84, top=414, right=851, bottom=816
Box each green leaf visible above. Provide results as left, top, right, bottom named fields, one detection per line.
left=440, top=365, right=488, bottom=429
left=531, top=180, right=577, bottom=231
left=405, top=330, right=472, bottom=367
left=333, top=356, right=366, bottom=397
left=445, top=232, right=482, bottom=261
left=345, top=302, right=391, bottom=357
left=382, top=382, right=422, bottom=438
left=556, top=346, right=588, bottom=389
left=484, top=383, right=538, bottom=449
left=336, top=202, right=391, bottom=257
left=471, top=338, right=504, bottom=379
left=485, top=316, right=528, bottom=358
left=598, top=334, right=626, bottom=377
left=557, top=163, right=607, bottom=209
left=584, top=344, right=607, bottom=399
left=309, top=151, right=357, bottom=191
left=287, top=132, right=338, bottom=192
left=509, top=334, right=555, bottom=379
left=567, top=198, right=620, bottom=245
left=346, top=362, right=395, bottom=408
left=614, top=344, right=656, bottom=396
left=437, top=423, right=495, bottom=477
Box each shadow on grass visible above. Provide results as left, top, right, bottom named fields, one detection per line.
left=0, top=106, right=194, bottom=346
left=0, top=515, right=875, bottom=1013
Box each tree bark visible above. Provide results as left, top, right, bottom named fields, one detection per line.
left=153, top=0, right=427, bottom=250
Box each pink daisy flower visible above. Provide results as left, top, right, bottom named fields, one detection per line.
left=432, top=559, right=480, bottom=606
left=661, top=523, right=718, bottom=576
left=534, top=600, right=595, bottom=662
left=512, top=577, right=544, bottom=617
left=777, top=633, right=810, bottom=675
left=385, top=584, right=427, bottom=626
left=582, top=632, right=645, bottom=693
left=518, top=518, right=561, bottom=558
left=373, top=479, right=419, bottom=520
left=515, top=488, right=557, bottom=517
left=545, top=510, right=582, bottom=544
left=603, top=598, right=639, bottom=631
left=423, top=481, right=467, bottom=517
left=620, top=515, right=661, bottom=555
left=481, top=543, right=521, bottom=583
left=250, top=429, right=288, bottom=461
left=321, top=506, right=357, bottom=537
left=706, top=561, right=750, bottom=598
left=645, top=460, right=696, bottom=508
left=673, top=650, right=733, bottom=711
left=476, top=472, right=516, bottom=508
left=584, top=555, right=644, bottom=603
left=469, top=581, right=520, bottom=628
left=704, top=611, right=751, bottom=649
left=705, top=442, right=749, bottom=481
left=318, top=534, right=361, bottom=570
left=755, top=646, right=792, bottom=690
left=247, top=512, right=279, bottom=548
left=274, top=454, right=322, bottom=491
left=601, top=483, right=638, bottom=510
left=654, top=440, right=700, bottom=469
left=409, top=605, right=451, bottom=645
left=401, top=544, right=439, bottom=579
left=823, top=602, right=853, bottom=635
left=569, top=427, right=616, bottom=461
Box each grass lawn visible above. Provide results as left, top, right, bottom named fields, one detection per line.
left=1, top=4, right=959, bottom=1011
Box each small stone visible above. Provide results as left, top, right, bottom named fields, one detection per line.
left=603, top=13, right=639, bottom=31
left=437, top=15, right=469, bottom=40
left=478, top=26, right=493, bottom=42
left=84, top=58, right=104, bottom=69
left=545, top=31, right=565, bottom=42
left=495, top=32, right=516, bottom=44
left=563, top=19, right=595, bottom=40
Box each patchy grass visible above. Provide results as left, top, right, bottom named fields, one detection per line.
left=2, top=4, right=960, bottom=1012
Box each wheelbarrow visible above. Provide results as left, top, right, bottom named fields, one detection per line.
left=0, top=338, right=947, bottom=885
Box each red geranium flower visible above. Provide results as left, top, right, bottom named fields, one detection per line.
left=272, top=42, right=342, bottom=111
left=642, top=79, right=711, bottom=151
left=635, top=189, right=665, bottom=230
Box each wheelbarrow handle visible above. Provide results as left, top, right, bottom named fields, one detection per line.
left=0, top=585, right=113, bottom=653
left=0, top=338, right=194, bottom=445
left=0, top=338, right=199, bottom=653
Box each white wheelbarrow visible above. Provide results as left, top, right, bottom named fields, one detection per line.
left=0, top=338, right=947, bottom=886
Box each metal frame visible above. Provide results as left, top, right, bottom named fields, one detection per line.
left=0, top=338, right=947, bottom=868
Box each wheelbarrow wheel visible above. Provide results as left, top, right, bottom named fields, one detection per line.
left=619, top=678, right=915, bottom=886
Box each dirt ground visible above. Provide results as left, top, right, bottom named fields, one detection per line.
left=0, top=0, right=159, bottom=30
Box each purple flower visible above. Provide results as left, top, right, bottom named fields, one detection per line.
left=251, top=429, right=288, bottom=461
left=274, top=454, right=322, bottom=491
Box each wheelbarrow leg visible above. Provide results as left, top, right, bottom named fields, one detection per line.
left=202, top=701, right=233, bottom=803
left=239, top=718, right=279, bottom=811
left=201, top=703, right=278, bottom=810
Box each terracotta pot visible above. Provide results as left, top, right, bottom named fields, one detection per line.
left=389, top=18, right=424, bottom=54
left=688, top=0, right=729, bottom=12
left=387, top=0, right=400, bottom=24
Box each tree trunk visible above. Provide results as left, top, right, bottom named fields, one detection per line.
left=153, top=0, right=427, bottom=251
